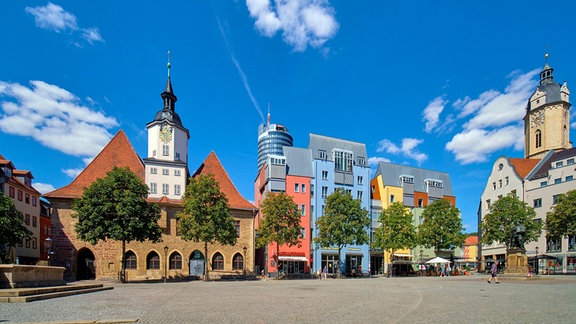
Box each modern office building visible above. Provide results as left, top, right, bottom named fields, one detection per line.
left=257, top=112, right=293, bottom=171
left=308, top=134, right=371, bottom=276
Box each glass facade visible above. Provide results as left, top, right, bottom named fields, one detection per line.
left=257, top=124, right=293, bottom=170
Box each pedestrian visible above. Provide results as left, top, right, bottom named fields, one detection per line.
left=323, top=265, right=328, bottom=279
left=440, top=264, right=445, bottom=277
left=527, top=265, right=533, bottom=278
left=446, top=264, right=451, bottom=277
left=487, top=261, right=500, bottom=284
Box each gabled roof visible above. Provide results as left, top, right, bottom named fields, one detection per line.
left=508, top=158, right=541, bottom=178
left=44, top=130, right=144, bottom=199
left=192, top=151, right=255, bottom=210
left=464, top=235, right=478, bottom=245
left=529, top=147, right=576, bottom=180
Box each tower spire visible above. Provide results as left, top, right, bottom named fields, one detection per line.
left=540, top=51, right=554, bottom=85
left=167, top=50, right=171, bottom=78
left=161, top=50, right=177, bottom=111
left=267, top=102, right=271, bottom=125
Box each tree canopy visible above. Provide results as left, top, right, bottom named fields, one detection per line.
left=177, top=174, right=237, bottom=280
left=73, top=166, right=162, bottom=281
left=256, top=192, right=302, bottom=279
left=481, top=193, right=542, bottom=250
left=314, top=188, right=370, bottom=276
left=418, top=199, right=465, bottom=251
left=373, top=202, right=417, bottom=257
left=546, top=189, right=576, bottom=238
left=0, top=191, right=32, bottom=262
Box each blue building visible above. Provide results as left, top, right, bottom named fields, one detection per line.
left=308, top=134, right=371, bottom=276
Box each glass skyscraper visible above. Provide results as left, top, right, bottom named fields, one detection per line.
left=257, top=122, right=293, bottom=171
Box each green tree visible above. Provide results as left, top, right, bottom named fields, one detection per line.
left=481, top=193, right=542, bottom=250
left=73, top=166, right=162, bottom=282
left=418, top=199, right=466, bottom=251
left=314, top=188, right=370, bottom=277
left=546, top=189, right=576, bottom=239
left=373, top=202, right=417, bottom=271
left=0, top=191, right=32, bottom=262
left=177, top=174, right=237, bottom=281
left=256, top=192, right=303, bottom=280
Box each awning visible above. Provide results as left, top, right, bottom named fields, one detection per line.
left=393, top=253, right=413, bottom=258
left=278, top=256, right=308, bottom=262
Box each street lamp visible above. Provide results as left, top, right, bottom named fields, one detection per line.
left=243, top=246, right=247, bottom=279
left=45, top=237, right=53, bottom=266
left=164, top=246, right=169, bottom=283
left=535, top=246, right=539, bottom=275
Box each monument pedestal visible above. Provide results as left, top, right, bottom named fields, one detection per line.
left=504, top=249, right=528, bottom=276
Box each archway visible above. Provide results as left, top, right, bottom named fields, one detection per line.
left=77, top=248, right=96, bottom=280
left=189, top=250, right=204, bottom=277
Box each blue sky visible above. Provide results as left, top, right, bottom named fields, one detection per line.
left=1, top=1, right=575, bottom=233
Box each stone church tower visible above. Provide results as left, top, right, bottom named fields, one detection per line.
left=144, top=54, right=190, bottom=200
left=524, top=54, right=571, bottom=159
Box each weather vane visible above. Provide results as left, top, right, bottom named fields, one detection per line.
left=167, top=50, right=171, bottom=77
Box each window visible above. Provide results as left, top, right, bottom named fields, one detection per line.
left=150, top=167, right=157, bottom=174
left=147, top=252, right=160, bottom=269
left=25, top=239, right=30, bottom=248
left=212, top=253, right=224, bottom=270
left=310, top=184, right=314, bottom=197
left=345, top=189, right=352, bottom=195
left=505, top=177, right=509, bottom=186
left=234, top=221, right=240, bottom=237
left=568, top=235, right=576, bottom=251
left=486, top=199, right=491, bottom=209
left=554, top=178, right=562, bottom=184
left=174, top=170, right=181, bottom=176
left=568, top=158, right=574, bottom=165
left=322, top=171, right=328, bottom=180
left=334, top=150, right=353, bottom=172
left=357, top=176, right=363, bottom=185
left=174, top=184, right=181, bottom=196
left=418, top=198, right=423, bottom=207
left=232, top=253, right=244, bottom=270
left=25, top=193, right=30, bottom=204
left=175, top=152, right=180, bottom=160
left=162, top=184, right=169, bottom=195
left=492, top=182, right=496, bottom=190
left=321, top=186, right=328, bottom=198
left=511, top=190, right=517, bottom=197
left=9, top=186, right=14, bottom=198
left=556, top=161, right=564, bottom=168
left=301, top=184, right=306, bottom=193
left=301, top=204, right=306, bottom=216
left=547, top=237, right=561, bottom=252
left=535, top=130, right=542, bottom=148
left=150, top=183, right=157, bottom=194
left=294, top=183, right=299, bottom=192
left=533, top=198, right=542, bottom=208
left=358, top=156, right=366, bottom=166
left=553, top=194, right=560, bottom=205
left=18, top=190, right=23, bottom=201
left=301, top=227, right=306, bottom=239
left=401, top=175, right=414, bottom=184
left=153, top=149, right=157, bottom=156
left=310, top=205, right=314, bottom=216
left=162, top=168, right=169, bottom=175
left=390, top=195, right=395, bottom=203
left=163, top=145, right=169, bottom=156
left=125, top=251, right=137, bottom=269
left=498, top=179, right=502, bottom=188
left=357, top=191, right=363, bottom=201
left=540, top=181, right=547, bottom=187
left=32, top=237, right=37, bottom=249
left=566, top=175, right=574, bottom=182
left=169, top=252, right=182, bottom=269
left=25, top=214, right=30, bottom=226
left=318, top=150, right=327, bottom=160
left=32, top=216, right=37, bottom=227
left=32, top=197, right=37, bottom=206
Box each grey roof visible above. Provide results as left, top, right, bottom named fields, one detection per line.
left=529, top=147, right=576, bottom=180
left=374, top=161, right=454, bottom=196
left=283, top=146, right=313, bottom=177
left=307, top=133, right=367, bottom=161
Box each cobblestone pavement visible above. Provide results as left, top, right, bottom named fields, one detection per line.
left=2, top=275, right=576, bottom=324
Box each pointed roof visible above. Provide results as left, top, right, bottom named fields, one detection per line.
left=508, top=158, right=541, bottom=178
left=44, top=130, right=144, bottom=199
left=192, top=151, right=255, bottom=210
left=464, top=235, right=478, bottom=245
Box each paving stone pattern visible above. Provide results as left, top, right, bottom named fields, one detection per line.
left=1, top=275, right=575, bottom=323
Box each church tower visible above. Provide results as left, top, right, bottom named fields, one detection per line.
left=524, top=54, right=571, bottom=159
left=144, top=52, right=190, bottom=200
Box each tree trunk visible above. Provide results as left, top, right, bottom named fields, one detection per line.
left=337, top=246, right=342, bottom=278
left=204, top=241, right=209, bottom=281
left=121, top=240, right=126, bottom=283
left=390, top=249, right=395, bottom=278
left=276, top=244, right=280, bottom=280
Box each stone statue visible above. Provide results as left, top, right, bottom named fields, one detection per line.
left=510, top=224, right=526, bottom=250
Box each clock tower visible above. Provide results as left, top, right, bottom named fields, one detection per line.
left=144, top=53, right=190, bottom=199
left=524, top=54, right=571, bottom=159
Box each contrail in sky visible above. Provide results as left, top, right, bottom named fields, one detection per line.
left=215, top=16, right=265, bottom=124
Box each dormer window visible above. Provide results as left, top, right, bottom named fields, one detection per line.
left=400, top=175, right=414, bottom=184
left=319, top=150, right=327, bottom=160
left=333, top=149, right=353, bottom=172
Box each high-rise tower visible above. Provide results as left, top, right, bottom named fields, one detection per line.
left=257, top=110, right=293, bottom=171
left=144, top=53, right=190, bottom=200
left=524, top=54, right=571, bottom=159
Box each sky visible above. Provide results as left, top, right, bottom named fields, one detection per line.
left=1, top=1, right=576, bottom=233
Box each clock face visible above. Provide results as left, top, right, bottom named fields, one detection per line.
left=159, top=124, right=173, bottom=143
left=530, top=111, right=545, bottom=128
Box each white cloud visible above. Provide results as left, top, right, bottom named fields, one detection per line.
left=0, top=80, right=117, bottom=158
left=446, top=126, right=524, bottom=164
left=376, top=138, right=428, bottom=165
left=246, top=0, right=339, bottom=52
left=25, top=3, right=104, bottom=45
left=422, top=96, right=448, bottom=133
left=33, top=182, right=56, bottom=194
left=368, top=156, right=390, bottom=167
left=63, top=168, right=83, bottom=178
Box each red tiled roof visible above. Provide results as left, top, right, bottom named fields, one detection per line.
left=192, top=151, right=255, bottom=210
left=44, top=130, right=144, bottom=199
left=464, top=235, right=478, bottom=245
left=509, top=158, right=540, bottom=178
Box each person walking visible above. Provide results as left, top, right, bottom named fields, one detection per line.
left=487, top=261, right=500, bottom=284
left=323, top=265, right=328, bottom=279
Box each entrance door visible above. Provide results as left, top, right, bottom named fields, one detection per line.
left=77, top=248, right=96, bottom=280
left=189, top=250, right=205, bottom=277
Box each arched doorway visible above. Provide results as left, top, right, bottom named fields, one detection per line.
left=77, top=248, right=96, bottom=280
left=189, top=250, right=204, bottom=277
